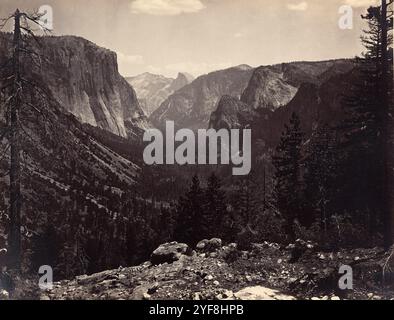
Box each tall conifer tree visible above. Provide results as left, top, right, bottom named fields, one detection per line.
left=273, top=112, right=304, bottom=241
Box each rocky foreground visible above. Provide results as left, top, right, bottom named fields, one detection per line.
left=4, top=239, right=394, bottom=300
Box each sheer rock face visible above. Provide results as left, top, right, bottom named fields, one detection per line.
left=150, top=65, right=254, bottom=130
left=241, top=60, right=354, bottom=112
left=241, top=67, right=299, bottom=112
left=41, top=36, right=149, bottom=138
left=0, top=33, right=149, bottom=138
left=126, top=72, right=193, bottom=117
left=209, top=95, right=258, bottom=130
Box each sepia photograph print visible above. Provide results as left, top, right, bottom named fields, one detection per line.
left=0, top=0, right=393, bottom=305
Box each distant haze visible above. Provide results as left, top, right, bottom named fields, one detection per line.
left=0, top=0, right=375, bottom=78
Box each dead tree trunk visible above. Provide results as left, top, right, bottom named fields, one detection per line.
left=8, top=9, right=22, bottom=271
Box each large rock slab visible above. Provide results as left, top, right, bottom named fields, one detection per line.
left=151, top=242, right=192, bottom=265
left=234, top=286, right=296, bottom=300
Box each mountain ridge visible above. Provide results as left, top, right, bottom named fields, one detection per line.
left=150, top=65, right=255, bottom=130
left=209, top=59, right=356, bottom=149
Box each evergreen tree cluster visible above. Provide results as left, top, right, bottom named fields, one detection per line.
left=23, top=177, right=176, bottom=279
left=174, top=172, right=284, bottom=249
left=174, top=173, right=228, bottom=246
left=272, top=2, right=393, bottom=248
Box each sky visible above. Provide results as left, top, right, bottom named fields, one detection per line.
left=0, top=0, right=381, bottom=78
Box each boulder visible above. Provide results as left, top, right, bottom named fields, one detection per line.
left=196, top=238, right=223, bottom=253
left=151, top=242, right=191, bottom=265
left=0, top=289, right=9, bottom=300
left=234, top=286, right=296, bottom=300
left=196, top=240, right=209, bottom=251
left=208, top=238, right=223, bottom=251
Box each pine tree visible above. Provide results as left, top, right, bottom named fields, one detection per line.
left=174, top=174, right=205, bottom=246
left=204, top=172, right=227, bottom=239
left=231, top=174, right=261, bottom=248
left=304, top=125, right=338, bottom=235
left=0, top=9, right=51, bottom=270
left=273, top=112, right=304, bottom=241
left=339, top=1, right=393, bottom=247
left=232, top=175, right=260, bottom=228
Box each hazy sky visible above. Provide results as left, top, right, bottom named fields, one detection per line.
left=0, top=0, right=379, bottom=78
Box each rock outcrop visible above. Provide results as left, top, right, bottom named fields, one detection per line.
left=196, top=238, right=223, bottom=253
left=8, top=239, right=393, bottom=300
left=150, top=242, right=192, bottom=265
left=241, top=60, right=352, bottom=111
left=209, top=95, right=258, bottom=129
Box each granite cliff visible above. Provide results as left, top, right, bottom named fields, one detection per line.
left=0, top=33, right=149, bottom=138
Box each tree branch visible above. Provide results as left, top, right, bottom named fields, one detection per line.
left=20, top=26, right=42, bottom=46
left=0, top=14, right=14, bottom=29
left=0, top=143, right=10, bottom=162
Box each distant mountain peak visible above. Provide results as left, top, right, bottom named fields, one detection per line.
left=234, top=64, right=253, bottom=71
left=127, top=71, right=193, bottom=116
left=177, top=72, right=195, bottom=83
left=150, top=65, right=255, bottom=130
left=132, top=72, right=173, bottom=81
